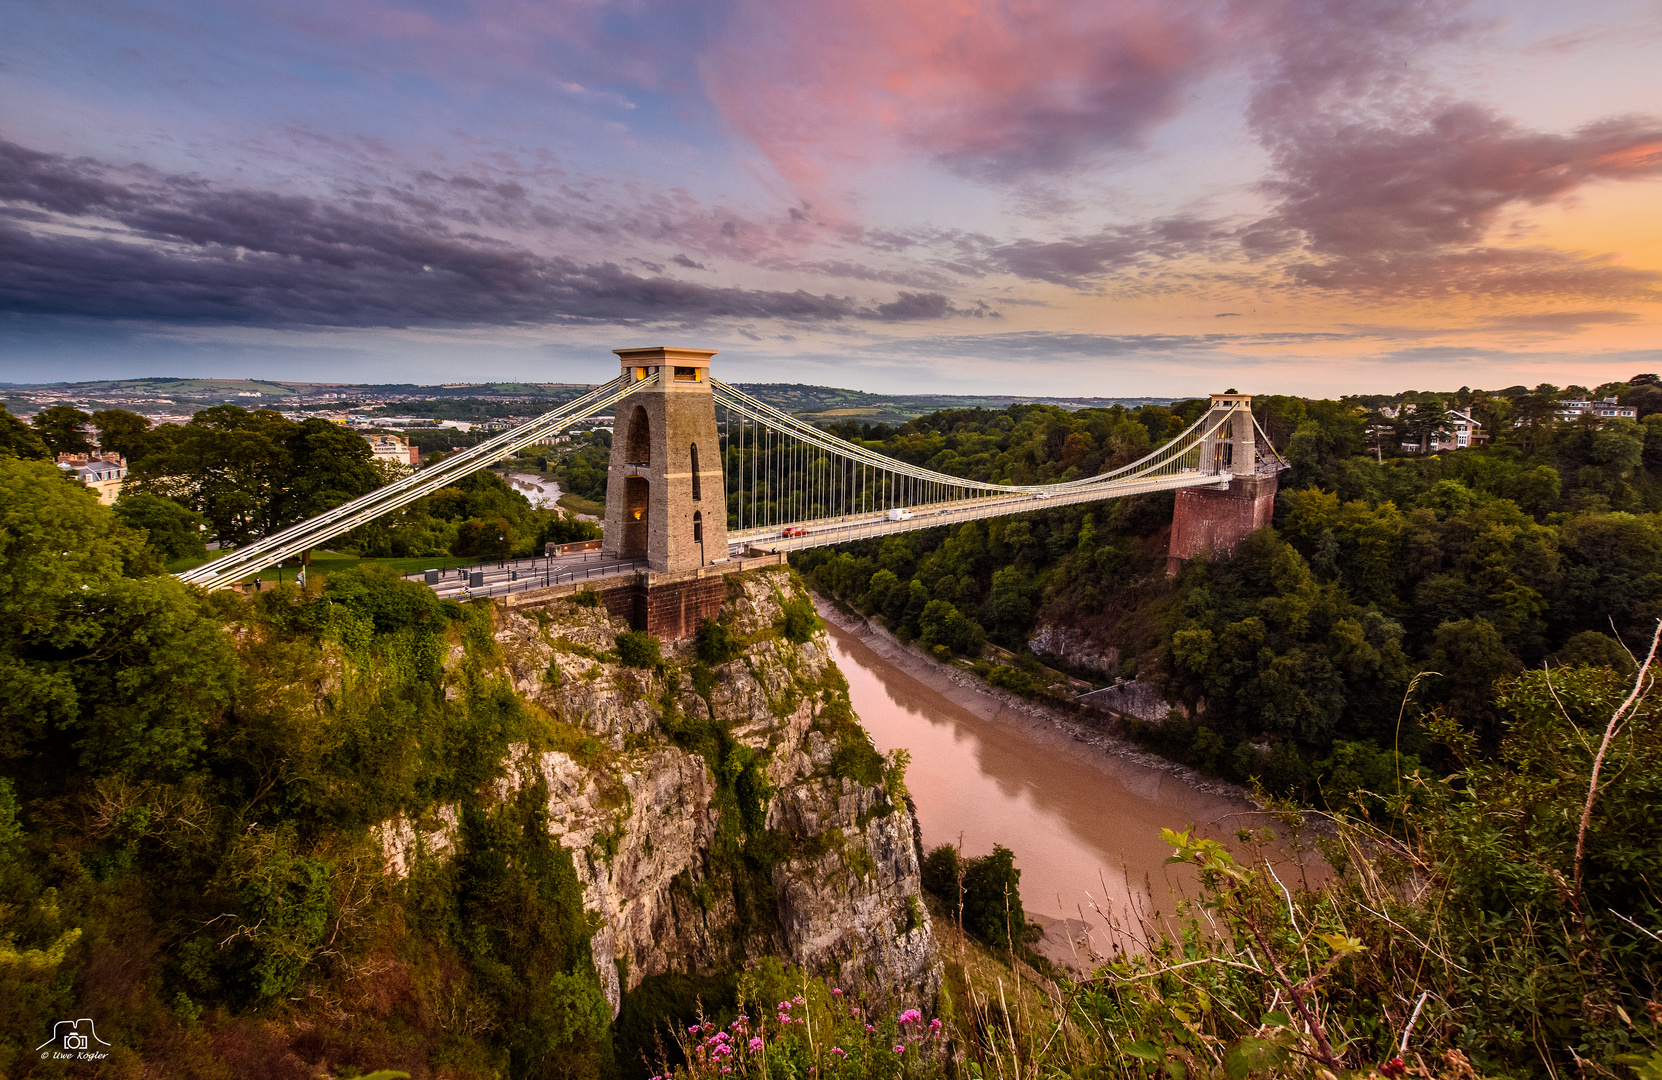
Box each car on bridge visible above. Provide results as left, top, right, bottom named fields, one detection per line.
left=782, top=526, right=810, bottom=537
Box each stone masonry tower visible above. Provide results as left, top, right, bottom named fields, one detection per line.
left=1166, top=393, right=1278, bottom=575
left=602, top=347, right=730, bottom=574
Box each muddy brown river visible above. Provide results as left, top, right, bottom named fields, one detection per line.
left=821, top=612, right=1276, bottom=961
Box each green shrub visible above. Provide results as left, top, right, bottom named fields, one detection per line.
left=615, top=630, right=662, bottom=669
left=695, top=618, right=742, bottom=665
left=921, top=844, right=961, bottom=900
left=779, top=597, right=822, bottom=643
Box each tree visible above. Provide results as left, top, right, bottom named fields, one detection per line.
left=0, top=406, right=50, bottom=460
left=112, top=493, right=209, bottom=561
left=1427, top=617, right=1520, bottom=741
left=1402, top=400, right=1450, bottom=453
left=279, top=418, right=383, bottom=523
left=131, top=406, right=379, bottom=545
left=30, top=405, right=92, bottom=456
left=91, top=409, right=155, bottom=463
left=0, top=457, right=233, bottom=780
left=959, top=846, right=1033, bottom=949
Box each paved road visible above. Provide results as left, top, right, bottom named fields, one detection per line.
left=409, top=551, right=644, bottom=600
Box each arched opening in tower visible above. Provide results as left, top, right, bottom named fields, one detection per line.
left=622, top=475, right=650, bottom=559
left=625, top=405, right=651, bottom=465
left=690, top=442, right=701, bottom=500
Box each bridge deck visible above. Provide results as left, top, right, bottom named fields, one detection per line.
left=407, top=550, right=647, bottom=601
left=727, top=468, right=1230, bottom=554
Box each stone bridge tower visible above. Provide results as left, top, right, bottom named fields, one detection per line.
left=1166, top=393, right=1278, bottom=575
left=602, top=346, right=730, bottom=574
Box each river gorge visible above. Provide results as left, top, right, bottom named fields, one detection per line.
left=818, top=602, right=1271, bottom=964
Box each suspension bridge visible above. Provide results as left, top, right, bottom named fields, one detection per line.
left=179, top=347, right=1285, bottom=625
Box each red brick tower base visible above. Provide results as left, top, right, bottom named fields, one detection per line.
left=1166, top=473, right=1279, bottom=576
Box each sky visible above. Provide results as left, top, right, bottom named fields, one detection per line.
left=1, top=0, right=1660, bottom=397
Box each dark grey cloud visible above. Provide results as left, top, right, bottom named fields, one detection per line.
left=848, top=329, right=1355, bottom=360
left=872, top=293, right=1000, bottom=321
left=984, top=217, right=1234, bottom=287
left=0, top=139, right=990, bottom=330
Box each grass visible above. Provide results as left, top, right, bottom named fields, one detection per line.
left=558, top=493, right=605, bottom=517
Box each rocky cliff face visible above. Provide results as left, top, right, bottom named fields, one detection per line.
left=377, top=567, right=940, bottom=1015
left=1028, top=624, right=1119, bottom=676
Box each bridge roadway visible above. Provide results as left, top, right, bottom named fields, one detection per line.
left=404, top=469, right=1250, bottom=599
left=726, top=467, right=1231, bottom=555
left=409, top=550, right=646, bottom=600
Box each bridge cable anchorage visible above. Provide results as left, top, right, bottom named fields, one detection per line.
left=177, top=372, right=660, bottom=587
left=709, top=380, right=1279, bottom=554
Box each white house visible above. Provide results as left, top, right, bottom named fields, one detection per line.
left=1557, top=397, right=1637, bottom=422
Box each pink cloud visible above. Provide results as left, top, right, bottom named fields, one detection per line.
left=700, top=0, right=1223, bottom=194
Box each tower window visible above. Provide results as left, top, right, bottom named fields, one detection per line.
left=690, top=443, right=701, bottom=500
left=674, top=366, right=701, bottom=381
left=625, top=405, right=650, bottom=464
left=693, top=510, right=703, bottom=543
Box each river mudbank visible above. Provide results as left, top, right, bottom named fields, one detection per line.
left=814, top=593, right=1294, bottom=972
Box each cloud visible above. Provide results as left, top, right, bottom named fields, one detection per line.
left=0, top=139, right=991, bottom=330
left=1261, top=105, right=1662, bottom=262
left=984, top=217, right=1232, bottom=287
left=1235, top=0, right=1662, bottom=301
left=1286, top=247, right=1662, bottom=300
left=872, top=293, right=999, bottom=321
left=701, top=0, right=1223, bottom=191
left=847, top=329, right=1356, bottom=361
left=1479, top=310, right=1641, bottom=333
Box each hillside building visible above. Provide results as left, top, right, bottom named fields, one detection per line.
left=364, top=432, right=419, bottom=465
left=57, top=454, right=128, bottom=504
left=1557, top=397, right=1637, bottom=422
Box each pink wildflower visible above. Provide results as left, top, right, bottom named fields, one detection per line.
left=894, top=1044, right=905, bottom=1054
left=831, top=1047, right=846, bottom=1056
left=899, top=1008, right=922, bottom=1025
left=749, top=1037, right=763, bottom=1052
left=865, top=1024, right=875, bottom=1032
left=930, top=1018, right=942, bottom=1031
left=832, top=988, right=842, bottom=996
left=793, top=995, right=805, bottom=1005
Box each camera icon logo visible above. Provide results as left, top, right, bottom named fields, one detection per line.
left=36, top=1018, right=111, bottom=1055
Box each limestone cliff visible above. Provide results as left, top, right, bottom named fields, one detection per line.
left=377, top=567, right=940, bottom=1015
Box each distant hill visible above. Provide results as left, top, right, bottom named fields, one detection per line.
left=3, top=376, right=1179, bottom=421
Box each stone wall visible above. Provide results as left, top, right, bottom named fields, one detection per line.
left=1167, top=472, right=1278, bottom=575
